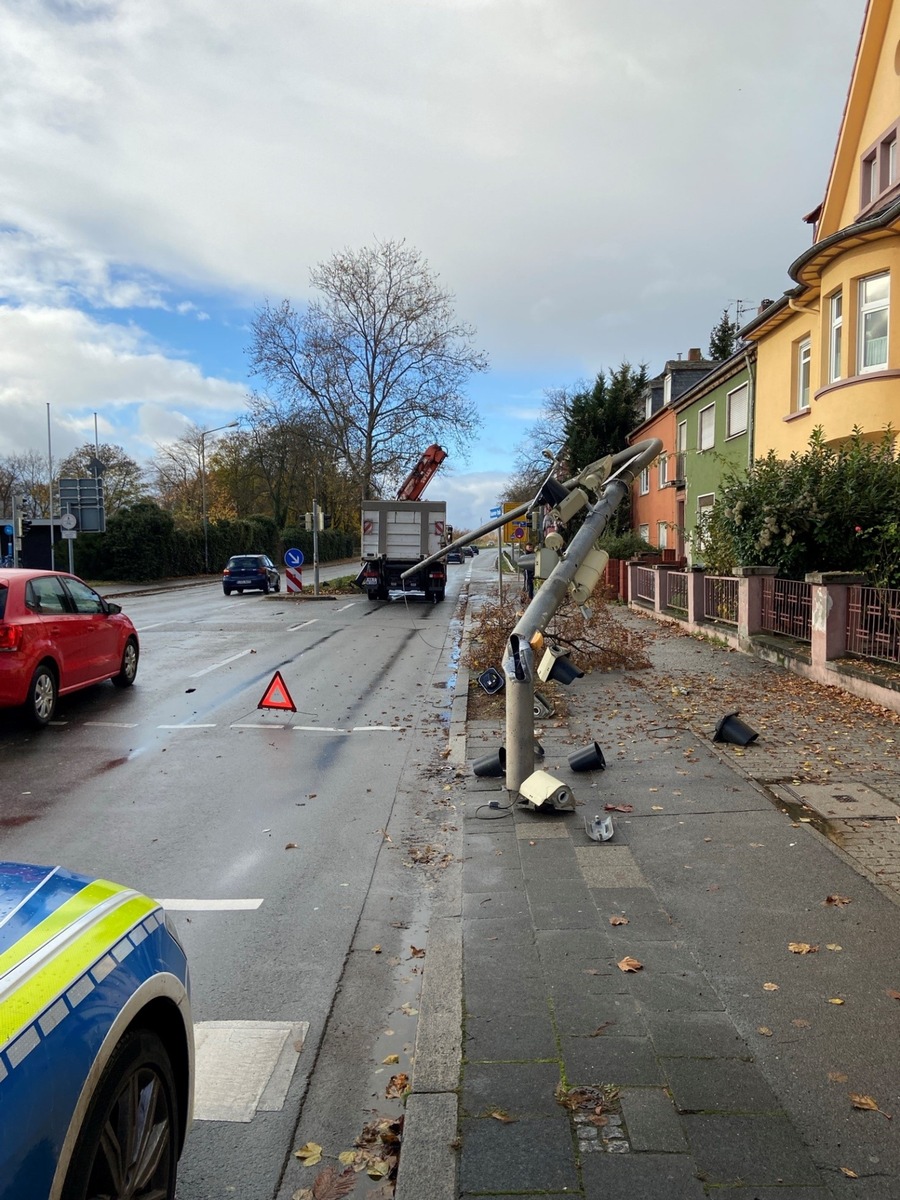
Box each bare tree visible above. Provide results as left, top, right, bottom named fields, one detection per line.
left=57, top=443, right=148, bottom=516
left=248, top=239, right=487, bottom=499
left=5, top=451, right=52, bottom=517
left=503, top=386, right=571, bottom=502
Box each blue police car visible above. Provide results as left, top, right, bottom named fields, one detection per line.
left=0, top=862, right=193, bottom=1199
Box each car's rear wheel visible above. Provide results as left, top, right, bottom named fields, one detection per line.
left=26, top=663, right=57, bottom=726
left=112, top=637, right=139, bottom=688
left=274, top=577, right=281, bottom=592
left=262, top=580, right=270, bottom=594
left=61, top=1028, right=179, bottom=1200
left=223, top=587, right=232, bottom=595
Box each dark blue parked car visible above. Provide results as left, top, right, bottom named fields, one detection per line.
left=222, top=554, right=281, bottom=595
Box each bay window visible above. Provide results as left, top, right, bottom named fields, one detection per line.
left=858, top=273, right=889, bottom=372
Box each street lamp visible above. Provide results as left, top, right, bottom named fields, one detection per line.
left=200, top=421, right=239, bottom=573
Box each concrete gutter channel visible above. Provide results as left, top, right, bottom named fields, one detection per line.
left=396, top=594, right=900, bottom=1198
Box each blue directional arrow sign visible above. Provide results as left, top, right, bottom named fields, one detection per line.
left=490, top=506, right=501, bottom=519
left=284, top=547, right=304, bottom=567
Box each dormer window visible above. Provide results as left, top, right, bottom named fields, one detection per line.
left=663, top=374, right=672, bottom=405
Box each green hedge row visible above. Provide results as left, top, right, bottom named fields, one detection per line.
left=72, top=501, right=357, bottom=582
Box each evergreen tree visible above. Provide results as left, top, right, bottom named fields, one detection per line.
left=708, top=308, right=739, bottom=360
left=563, top=363, right=648, bottom=473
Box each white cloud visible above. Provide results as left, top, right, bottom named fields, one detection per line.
left=0, top=304, right=245, bottom=462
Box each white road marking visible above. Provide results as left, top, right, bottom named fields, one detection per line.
left=159, top=898, right=264, bottom=910
left=334, top=603, right=356, bottom=612
left=287, top=619, right=318, bottom=631
left=352, top=725, right=402, bottom=732
left=157, top=723, right=218, bottom=729
left=83, top=721, right=139, bottom=728
left=190, top=648, right=254, bottom=678
left=230, top=721, right=293, bottom=729
left=293, top=726, right=349, bottom=734
left=193, top=1020, right=309, bottom=1122
left=136, top=621, right=166, bottom=631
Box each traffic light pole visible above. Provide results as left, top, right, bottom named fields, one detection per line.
left=312, top=500, right=321, bottom=596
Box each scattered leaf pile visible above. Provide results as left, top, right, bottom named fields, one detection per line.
left=293, top=1115, right=404, bottom=1199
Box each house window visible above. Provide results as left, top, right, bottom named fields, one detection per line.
left=725, top=383, right=748, bottom=438
left=639, top=467, right=650, bottom=495
left=889, top=136, right=898, bottom=187
left=675, top=420, right=687, bottom=481
left=829, top=291, right=842, bottom=382
left=698, top=404, right=715, bottom=451
left=639, top=523, right=650, bottom=543
left=658, top=455, right=668, bottom=488
left=796, top=337, right=811, bottom=409
left=663, top=374, right=672, bottom=406
left=657, top=522, right=668, bottom=549
left=858, top=272, right=889, bottom=372
left=859, top=120, right=900, bottom=211
left=864, top=153, right=879, bottom=204
left=696, top=494, right=714, bottom=540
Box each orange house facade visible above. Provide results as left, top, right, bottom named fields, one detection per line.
left=629, top=405, right=678, bottom=554
left=742, top=0, right=900, bottom=454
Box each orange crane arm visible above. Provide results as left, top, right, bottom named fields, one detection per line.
left=396, top=444, right=448, bottom=501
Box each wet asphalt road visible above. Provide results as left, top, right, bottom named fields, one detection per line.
left=0, top=565, right=471, bottom=1199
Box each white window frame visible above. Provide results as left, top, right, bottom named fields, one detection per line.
left=889, top=136, right=898, bottom=188
left=797, top=337, right=811, bottom=410
left=829, top=291, right=843, bottom=383
left=696, top=493, right=715, bottom=535
left=658, top=455, right=668, bottom=488
left=725, top=383, right=748, bottom=438
left=639, top=523, right=650, bottom=543
left=639, top=467, right=650, bottom=495
left=864, top=153, right=879, bottom=204
left=657, top=522, right=668, bottom=549
left=858, top=272, right=889, bottom=373
left=698, top=403, right=715, bottom=451
left=663, top=374, right=672, bottom=406
left=676, top=420, right=687, bottom=453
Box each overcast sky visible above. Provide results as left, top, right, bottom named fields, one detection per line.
left=0, top=0, right=867, bottom=531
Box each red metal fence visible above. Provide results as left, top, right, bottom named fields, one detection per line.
left=760, top=577, right=812, bottom=642
left=704, top=575, right=738, bottom=625
left=847, top=586, right=900, bottom=666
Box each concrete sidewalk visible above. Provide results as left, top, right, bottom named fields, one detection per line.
left=449, top=607, right=900, bottom=1198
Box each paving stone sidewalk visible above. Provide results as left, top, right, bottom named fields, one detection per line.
left=455, top=608, right=900, bottom=1199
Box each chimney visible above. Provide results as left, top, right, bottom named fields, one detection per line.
left=758, top=298, right=773, bottom=314
left=688, top=347, right=701, bottom=362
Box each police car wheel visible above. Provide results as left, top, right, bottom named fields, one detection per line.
left=112, top=637, right=139, bottom=688
left=62, top=1029, right=179, bottom=1200
left=26, top=663, right=57, bottom=726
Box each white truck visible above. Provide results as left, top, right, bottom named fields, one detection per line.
left=357, top=499, right=449, bottom=602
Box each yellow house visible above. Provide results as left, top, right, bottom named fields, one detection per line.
left=742, top=0, right=900, bottom=453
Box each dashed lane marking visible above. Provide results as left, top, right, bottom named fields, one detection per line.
left=157, top=723, right=218, bottom=729
left=334, top=603, right=356, bottom=612
left=189, top=648, right=255, bottom=678
left=287, top=619, right=318, bottom=631
left=84, top=722, right=139, bottom=728
left=159, top=898, right=264, bottom=910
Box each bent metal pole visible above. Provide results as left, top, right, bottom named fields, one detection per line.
left=503, top=438, right=663, bottom=795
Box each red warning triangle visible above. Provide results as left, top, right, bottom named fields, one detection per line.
left=258, top=670, right=297, bottom=712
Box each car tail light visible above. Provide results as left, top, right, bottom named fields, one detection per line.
left=223, top=569, right=232, bottom=576
left=0, top=624, right=23, bottom=652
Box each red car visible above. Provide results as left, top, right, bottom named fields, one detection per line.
left=0, top=568, right=139, bottom=726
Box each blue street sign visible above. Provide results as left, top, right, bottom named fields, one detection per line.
left=284, top=547, right=304, bottom=567
left=2, top=525, right=12, bottom=536
left=490, top=506, right=501, bottom=519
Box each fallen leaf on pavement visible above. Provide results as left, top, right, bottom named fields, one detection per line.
left=651, top=805, right=664, bottom=811
left=409, top=946, right=426, bottom=958
left=294, top=1142, right=323, bottom=1167
left=829, top=1072, right=849, bottom=1083
left=887, top=989, right=900, bottom=1001
left=609, top=915, right=629, bottom=926
left=840, top=1166, right=859, bottom=1178
left=828, top=997, right=845, bottom=1005
left=385, top=1073, right=410, bottom=1099
left=285, top=843, right=298, bottom=850
left=299, top=1165, right=357, bottom=1199
left=826, top=944, right=842, bottom=952
left=792, top=1018, right=811, bottom=1028
left=589, top=1022, right=615, bottom=1036
left=489, top=1109, right=516, bottom=1123
left=763, top=982, right=780, bottom=991
left=604, top=804, right=633, bottom=813
left=825, top=894, right=852, bottom=907
left=617, top=956, right=643, bottom=973
left=757, top=1026, right=773, bottom=1037
left=366, top=1160, right=390, bottom=1179
left=371, top=945, right=382, bottom=954
left=850, top=1093, right=892, bottom=1119
left=399, top=1002, right=418, bottom=1016
left=788, top=942, right=819, bottom=954
left=382, top=1054, right=399, bottom=1064
left=337, top=1150, right=357, bottom=1166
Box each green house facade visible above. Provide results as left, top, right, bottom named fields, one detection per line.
left=672, top=346, right=756, bottom=567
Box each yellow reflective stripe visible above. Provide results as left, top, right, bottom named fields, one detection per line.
left=0, top=878, right=126, bottom=980
left=0, top=893, right=159, bottom=1048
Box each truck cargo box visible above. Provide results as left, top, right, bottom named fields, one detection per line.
left=361, top=501, right=448, bottom=561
